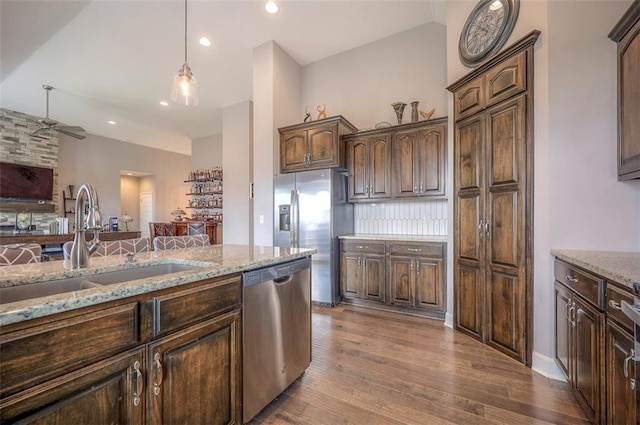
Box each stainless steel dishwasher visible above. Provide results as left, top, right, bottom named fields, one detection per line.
left=242, top=256, right=311, bottom=422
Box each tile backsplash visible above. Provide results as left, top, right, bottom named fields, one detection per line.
left=354, top=199, right=448, bottom=236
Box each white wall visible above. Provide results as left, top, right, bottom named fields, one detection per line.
left=301, top=23, right=447, bottom=131
left=222, top=101, right=253, bottom=244
left=192, top=134, right=222, bottom=170
left=120, top=175, right=140, bottom=231
left=446, top=0, right=640, bottom=378
left=253, top=41, right=301, bottom=246
left=58, top=133, right=191, bottom=223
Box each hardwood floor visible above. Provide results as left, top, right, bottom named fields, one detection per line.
left=249, top=304, right=589, bottom=425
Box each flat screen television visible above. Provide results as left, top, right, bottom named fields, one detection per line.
left=0, top=162, right=54, bottom=201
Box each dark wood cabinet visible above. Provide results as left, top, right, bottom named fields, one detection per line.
left=346, top=133, right=391, bottom=201
left=340, top=238, right=446, bottom=319
left=0, top=274, right=243, bottom=424
left=173, top=221, right=220, bottom=244
left=392, top=121, right=446, bottom=199
left=340, top=240, right=386, bottom=303
left=606, top=319, right=636, bottom=425
left=279, top=116, right=357, bottom=174
left=609, top=0, right=640, bottom=180
left=554, top=260, right=606, bottom=424
left=448, top=31, right=539, bottom=365
left=148, top=310, right=242, bottom=425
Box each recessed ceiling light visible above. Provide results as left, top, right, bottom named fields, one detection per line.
left=160, top=101, right=169, bottom=106
left=265, top=1, right=278, bottom=14
left=108, top=120, right=117, bottom=125
left=199, top=37, right=212, bottom=47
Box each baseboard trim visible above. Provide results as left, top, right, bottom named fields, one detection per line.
left=532, top=351, right=566, bottom=382
left=444, top=312, right=454, bottom=329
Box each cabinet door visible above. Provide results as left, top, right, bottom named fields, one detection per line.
left=606, top=319, right=636, bottom=425
left=573, top=297, right=604, bottom=424
left=148, top=310, right=242, bottom=425
left=173, top=221, right=188, bottom=236
left=0, top=348, right=145, bottom=424
left=281, top=130, right=308, bottom=172
left=347, top=138, right=369, bottom=200
left=369, top=135, right=391, bottom=199
left=392, top=130, right=419, bottom=198
left=362, top=254, right=385, bottom=302
left=617, top=17, right=640, bottom=180
left=340, top=253, right=361, bottom=299
left=484, top=96, right=526, bottom=361
left=454, top=115, right=485, bottom=340
left=388, top=256, right=414, bottom=307
left=415, top=258, right=445, bottom=312
left=416, top=125, right=446, bottom=197
left=554, top=282, right=572, bottom=381
left=307, top=125, right=339, bottom=168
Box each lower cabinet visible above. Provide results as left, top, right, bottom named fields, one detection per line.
left=606, top=319, right=636, bottom=425
left=340, top=238, right=446, bottom=318
left=0, top=274, right=243, bottom=424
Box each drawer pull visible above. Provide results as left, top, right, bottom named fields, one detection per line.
left=132, top=360, right=143, bottom=407
left=407, top=248, right=422, bottom=252
left=565, top=275, right=579, bottom=283
left=608, top=300, right=622, bottom=310
left=153, top=352, right=163, bottom=396
left=356, top=245, right=368, bottom=249
left=624, top=349, right=636, bottom=390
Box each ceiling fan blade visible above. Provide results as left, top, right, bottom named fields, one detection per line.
left=56, top=125, right=85, bottom=132
left=30, top=127, right=49, bottom=137
left=55, top=128, right=86, bottom=140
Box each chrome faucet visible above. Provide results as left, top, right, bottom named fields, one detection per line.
left=69, top=183, right=103, bottom=269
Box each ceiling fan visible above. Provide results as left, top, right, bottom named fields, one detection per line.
left=30, top=85, right=86, bottom=140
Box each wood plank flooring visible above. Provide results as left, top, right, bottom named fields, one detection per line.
left=249, top=304, right=589, bottom=425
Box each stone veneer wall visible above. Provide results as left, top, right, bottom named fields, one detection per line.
left=354, top=198, right=448, bottom=236
left=0, top=108, right=60, bottom=229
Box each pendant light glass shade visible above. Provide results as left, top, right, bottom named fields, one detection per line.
left=171, top=63, right=198, bottom=106
left=171, top=0, right=198, bottom=106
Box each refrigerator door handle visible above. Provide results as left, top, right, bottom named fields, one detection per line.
left=290, top=189, right=299, bottom=248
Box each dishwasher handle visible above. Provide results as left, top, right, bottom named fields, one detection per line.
left=274, top=275, right=294, bottom=285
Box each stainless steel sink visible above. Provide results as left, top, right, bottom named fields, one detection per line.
left=81, top=263, right=199, bottom=285
left=0, top=263, right=201, bottom=305
left=0, top=278, right=103, bottom=305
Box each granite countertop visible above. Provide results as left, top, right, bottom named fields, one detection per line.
left=339, top=233, right=448, bottom=243
left=551, top=249, right=640, bottom=290
left=0, top=244, right=316, bottom=326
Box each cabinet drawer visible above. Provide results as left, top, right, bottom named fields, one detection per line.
left=340, top=240, right=385, bottom=255
left=387, top=242, right=444, bottom=258
left=153, top=275, right=241, bottom=337
left=0, top=302, right=140, bottom=398
left=606, top=282, right=634, bottom=333
left=554, top=260, right=605, bottom=310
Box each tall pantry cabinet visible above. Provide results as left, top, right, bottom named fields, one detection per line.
left=447, top=31, right=540, bottom=365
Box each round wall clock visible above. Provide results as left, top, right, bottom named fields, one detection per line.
left=459, top=0, right=520, bottom=67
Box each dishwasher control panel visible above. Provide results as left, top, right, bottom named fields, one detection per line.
left=243, top=256, right=311, bottom=287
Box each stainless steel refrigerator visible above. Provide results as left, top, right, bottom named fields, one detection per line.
left=274, top=169, right=353, bottom=305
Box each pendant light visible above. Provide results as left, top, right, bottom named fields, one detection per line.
left=171, top=0, right=198, bottom=106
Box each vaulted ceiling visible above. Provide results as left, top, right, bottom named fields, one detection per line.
left=0, top=0, right=446, bottom=155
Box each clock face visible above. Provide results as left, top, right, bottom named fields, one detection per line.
left=459, top=0, right=519, bottom=67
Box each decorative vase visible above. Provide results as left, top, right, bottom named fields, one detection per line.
left=410, top=101, right=419, bottom=122
left=391, top=102, right=407, bottom=125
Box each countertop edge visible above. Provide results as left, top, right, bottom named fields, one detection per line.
left=339, top=234, right=448, bottom=243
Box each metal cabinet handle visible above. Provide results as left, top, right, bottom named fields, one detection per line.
left=565, top=275, right=579, bottom=283
left=356, top=245, right=368, bottom=249
left=565, top=302, right=572, bottom=322
left=132, top=360, right=143, bottom=407
left=569, top=305, right=577, bottom=328
left=484, top=221, right=490, bottom=236
left=608, top=299, right=622, bottom=310
left=419, top=183, right=424, bottom=193
left=624, top=349, right=636, bottom=390
left=407, top=248, right=422, bottom=252
left=478, top=220, right=484, bottom=237
left=414, top=185, right=418, bottom=194
left=153, top=352, right=163, bottom=396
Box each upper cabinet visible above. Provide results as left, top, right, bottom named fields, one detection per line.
left=609, top=0, right=640, bottom=180
left=345, top=118, right=447, bottom=202
left=279, top=116, right=357, bottom=174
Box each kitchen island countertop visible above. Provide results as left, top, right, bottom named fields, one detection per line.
left=0, top=244, right=315, bottom=326
left=550, top=249, right=640, bottom=290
